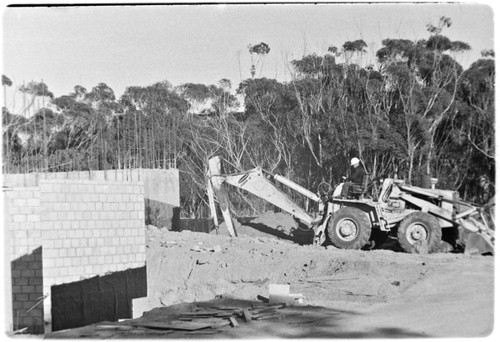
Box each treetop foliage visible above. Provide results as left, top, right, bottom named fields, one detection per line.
left=2, top=16, right=495, bottom=216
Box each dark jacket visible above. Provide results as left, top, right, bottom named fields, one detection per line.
left=347, top=165, right=366, bottom=184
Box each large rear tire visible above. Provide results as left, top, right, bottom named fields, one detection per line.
left=327, top=207, right=372, bottom=250
left=397, top=212, right=442, bottom=253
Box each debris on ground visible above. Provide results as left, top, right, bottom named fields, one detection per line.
left=45, top=214, right=494, bottom=338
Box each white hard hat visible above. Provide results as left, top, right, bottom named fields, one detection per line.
left=350, top=157, right=360, bottom=166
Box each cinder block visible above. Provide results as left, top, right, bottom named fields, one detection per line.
left=13, top=277, right=29, bottom=286
left=58, top=249, right=67, bottom=257
left=14, top=230, right=28, bottom=239
left=22, top=285, right=35, bottom=293
left=29, top=293, right=41, bottom=301
left=71, top=239, right=81, bottom=248
left=68, top=248, right=76, bottom=257
left=44, top=258, right=54, bottom=268
left=84, top=265, right=93, bottom=274
left=54, top=258, right=64, bottom=267
left=20, top=190, right=35, bottom=199
left=14, top=293, right=29, bottom=302
left=28, top=277, right=43, bottom=286
left=27, top=229, right=41, bottom=239
left=62, top=239, right=71, bottom=248
left=21, top=269, right=35, bottom=278
left=57, top=211, right=68, bottom=220
left=13, top=198, right=27, bottom=208
left=44, top=249, right=58, bottom=259
left=57, top=193, right=67, bottom=202
left=13, top=214, right=27, bottom=223
left=27, top=215, right=38, bottom=222
left=14, top=245, right=29, bottom=256
left=17, top=206, right=33, bottom=215
left=43, top=267, right=57, bottom=279
left=28, top=261, right=42, bottom=270
left=44, top=193, right=58, bottom=203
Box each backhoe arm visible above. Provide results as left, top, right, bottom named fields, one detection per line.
left=208, top=157, right=317, bottom=236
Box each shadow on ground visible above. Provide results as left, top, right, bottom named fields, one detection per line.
left=46, top=296, right=430, bottom=339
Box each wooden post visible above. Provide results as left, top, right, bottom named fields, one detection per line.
left=207, top=156, right=236, bottom=237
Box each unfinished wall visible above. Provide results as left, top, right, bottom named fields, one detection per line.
left=4, top=187, right=43, bottom=333
left=38, top=179, right=146, bottom=331
left=4, top=168, right=180, bottom=229
left=3, top=169, right=180, bottom=333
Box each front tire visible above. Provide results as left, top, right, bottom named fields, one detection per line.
left=328, top=207, right=372, bottom=250
left=397, top=212, right=442, bottom=253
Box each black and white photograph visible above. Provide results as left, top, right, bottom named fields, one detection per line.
left=1, top=0, right=496, bottom=338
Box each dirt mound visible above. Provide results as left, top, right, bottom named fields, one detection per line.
left=145, top=227, right=453, bottom=310
left=209, top=212, right=314, bottom=245
left=49, top=225, right=494, bottom=338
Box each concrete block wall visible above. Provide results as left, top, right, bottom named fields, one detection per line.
left=4, top=187, right=44, bottom=333
left=38, top=179, right=146, bottom=330
left=3, top=177, right=148, bottom=333
left=4, top=168, right=180, bottom=333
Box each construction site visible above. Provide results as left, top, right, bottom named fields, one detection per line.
left=2, top=151, right=495, bottom=338
left=2, top=5, right=496, bottom=338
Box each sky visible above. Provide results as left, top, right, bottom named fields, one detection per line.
left=1, top=1, right=496, bottom=111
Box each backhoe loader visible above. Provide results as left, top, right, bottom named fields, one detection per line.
left=207, top=156, right=494, bottom=255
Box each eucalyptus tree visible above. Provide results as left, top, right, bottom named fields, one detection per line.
left=376, top=17, right=471, bottom=184
left=248, top=42, right=270, bottom=78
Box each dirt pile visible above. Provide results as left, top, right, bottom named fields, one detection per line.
left=210, top=211, right=314, bottom=244
left=145, top=225, right=465, bottom=309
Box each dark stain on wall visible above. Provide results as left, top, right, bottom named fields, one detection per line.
left=50, top=266, right=147, bottom=331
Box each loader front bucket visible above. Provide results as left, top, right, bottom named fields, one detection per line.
left=464, top=231, right=495, bottom=256
left=459, top=217, right=495, bottom=256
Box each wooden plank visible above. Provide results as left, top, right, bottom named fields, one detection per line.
left=210, top=320, right=231, bottom=329
left=229, top=317, right=239, bottom=327
left=242, top=308, right=252, bottom=322
left=95, top=325, right=134, bottom=331
left=135, top=321, right=212, bottom=331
